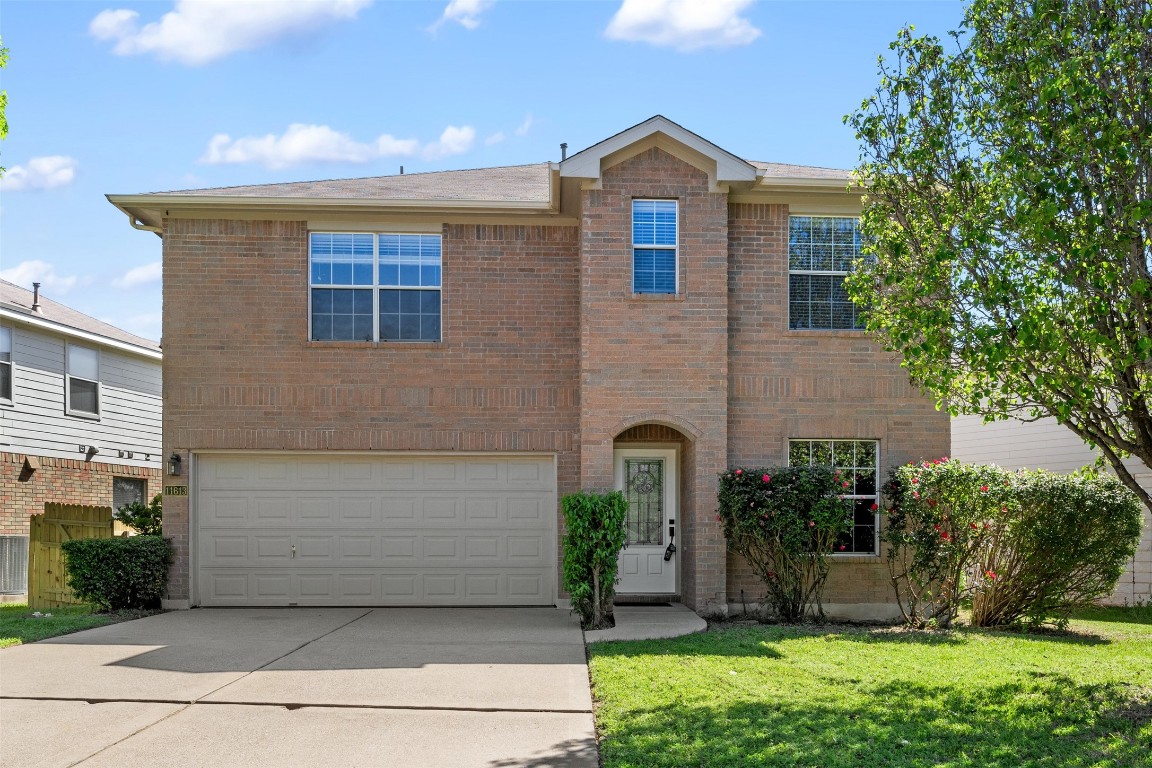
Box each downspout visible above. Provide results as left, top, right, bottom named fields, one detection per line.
left=125, top=211, right=163, bottom=236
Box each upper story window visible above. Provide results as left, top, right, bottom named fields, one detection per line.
left=310, top=232, right=442, bottom=343
left=0, top=326, right=12, bottom=404
left=66, top=343, right=100, bottom=417
left=632, top=199, right=677, bottom=294
left=788, top=216, right=866, bottom=330
left=789, top=439, right=879, bottom=555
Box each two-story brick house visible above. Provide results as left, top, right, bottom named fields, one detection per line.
left=1, top=279, right=162, bottom=598
left=109, top=116, right=948, bottom=617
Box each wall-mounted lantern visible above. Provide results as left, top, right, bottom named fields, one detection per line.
left=168, top=452, right=182, bottom=476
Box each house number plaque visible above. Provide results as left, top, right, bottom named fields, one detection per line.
left=164, top=485, right=188, bottom=496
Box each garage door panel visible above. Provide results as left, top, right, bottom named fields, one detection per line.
left=196, top=454, right=556, bottom=606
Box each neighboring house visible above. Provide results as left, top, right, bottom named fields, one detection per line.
left=108, top=116, right=948, bottom=618
left=0, top=279, right=163, bottom=599
left=953, top=415, right=1152, bottom=605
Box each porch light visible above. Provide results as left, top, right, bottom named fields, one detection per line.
left=168, top=453, right=182, bottom=476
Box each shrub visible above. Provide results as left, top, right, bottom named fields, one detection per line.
left=883, top=459, right=1009, bottom=628
left=562, top=490, right=629, bottom=630
left=61, top=536, right=173, bottom=611
left=970, top=468, right=1143, bottom=627
left=717, top=466, right=852, bottom=622
left=114, top=493, right=163, bottom=536
left=885, top=459, right=1144, bottom=628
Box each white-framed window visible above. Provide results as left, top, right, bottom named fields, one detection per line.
left=310, top=232, right=442, bottom=342
left=0, top=326, right=12, bottom=404
left=632, top=199, right=678, bottom=294
left=788, top=216, right=866, bottom=330
left=66, top=343, right=100, bottom=417
left=789, top=439, right=879, bottom=554
left=113, top=477, right=147, bottom=511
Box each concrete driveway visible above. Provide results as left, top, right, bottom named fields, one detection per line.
left=0, top=608, right=597, bottom=768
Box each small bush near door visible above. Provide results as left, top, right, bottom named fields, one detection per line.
left=114, top=493, right=163, bottom=537
left=61, top=537, right=173, bottom=611
left=563, top=490, right=629, bottom=630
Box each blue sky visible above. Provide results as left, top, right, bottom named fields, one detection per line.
left=0, top=0, right=964, bottom=342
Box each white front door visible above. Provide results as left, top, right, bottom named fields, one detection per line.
left=614, top=448, right=677, bottom=595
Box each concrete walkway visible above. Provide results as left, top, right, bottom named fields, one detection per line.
left=0, top=608, right=597, bottom=768
left=584, top=603, right=708, bottom=643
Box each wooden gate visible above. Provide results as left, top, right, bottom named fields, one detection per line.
left=27, top=504, right=113, bottom=609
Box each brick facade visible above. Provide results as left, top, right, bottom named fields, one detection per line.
left=150, top=127, right=950, bottom=616
left=1, top=451, right=161, bottom=536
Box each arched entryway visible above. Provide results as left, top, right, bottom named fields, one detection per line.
left=613, top=423, right=693, bottom=599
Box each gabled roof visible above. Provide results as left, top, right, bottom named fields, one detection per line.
left=0, top=279, right=161, bottom=357
left=155, top=163, right=552, bottom=203
left=750, top=161, right=852, bottom=181
left=559, top=115, right=758, bottom=185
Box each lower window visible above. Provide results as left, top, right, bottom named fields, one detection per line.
left=113, top=477, right=147, bottom=511
left=788, top=439, right=878, bottom=554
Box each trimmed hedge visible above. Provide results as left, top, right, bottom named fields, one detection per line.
left=61, top=536, right=173, bottom=611
left=562, top=490, right=629, bottom=630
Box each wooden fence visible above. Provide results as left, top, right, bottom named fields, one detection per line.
left=27, top=504, right=113, bottom=610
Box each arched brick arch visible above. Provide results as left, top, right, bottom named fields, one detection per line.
left=609, top=413, right=701, bottom=442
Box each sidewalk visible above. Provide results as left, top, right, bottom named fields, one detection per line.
left=584, top=603, right=707, bottom=643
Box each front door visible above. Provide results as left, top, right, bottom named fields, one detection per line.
left=614, top=448, right=677, bottom=595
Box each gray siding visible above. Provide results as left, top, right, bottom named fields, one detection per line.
left=0, top=323, right=161, bottom=468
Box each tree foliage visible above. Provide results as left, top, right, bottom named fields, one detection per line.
left=717, top=466, right=852, bottom=622
left=114, top=493, right=163, bottom=537
left=1, top=36, right=8, bottom=176
left=845, top=0, right=1152, bottom=510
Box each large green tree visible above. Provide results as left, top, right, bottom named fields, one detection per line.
left=846, top=0, right=1152, bottom=510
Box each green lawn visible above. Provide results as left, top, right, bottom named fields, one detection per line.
left=588, top=607, right=1152, bottom=768
left=0, top=603, right=151, bottom=648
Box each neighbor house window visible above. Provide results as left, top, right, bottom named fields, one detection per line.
left=788, top=216, right=866, bottom=330
left=632, top=199, right=677, bottom=294
left=789, top=439, right=879, bottom=554
left=310, top=233, right=442, bottom=342
left=66, top=344, right=100, bottom=417
left=0, top=326, right=12, bottom=403
left=113, top=477, right=147, bottom=511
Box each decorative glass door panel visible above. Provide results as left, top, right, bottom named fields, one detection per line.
left=614, top=448, right=677, bottom=595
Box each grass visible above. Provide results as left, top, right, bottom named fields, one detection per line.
left=0, top=603, right=153, bottom=648
left=588, top=606, right=1152, bottom=768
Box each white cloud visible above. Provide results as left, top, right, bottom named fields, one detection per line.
left=89, top=0, right=372, bottom=66
left=0, top=156, right=78, bottom=192
left=201, top=124, right=420, bottom=169
left=0, top=260, right=80, bottom=295
left=113, top=261, right=163, bottom=289
left=515, top=113, right=534, bottom=137
left=422, top=125, right=476, bottom=160
left=434, top=0, right=494, bottom=30
left=605, top=0, right=761, bottom=51
left=485, top=131, right=506, bottom=146
left=115, top=312, right=163, bottom=341
left=200, top=123, right=475, bottom=168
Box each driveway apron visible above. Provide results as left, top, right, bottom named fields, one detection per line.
left=0, top=608, right=597, bottom=768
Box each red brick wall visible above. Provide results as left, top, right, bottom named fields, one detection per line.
left=161, top=219, right=582, bottom=600
left=725, top=202, right=951, bottom=606
left=577, top=148, right=730, bottom=612
left=1, top=452, right=161, bottom=535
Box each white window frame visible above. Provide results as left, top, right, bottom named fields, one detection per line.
left=788, top=439, right=880, bottom=556
left=0, top=325, right=12, bottom=405
left=787, top=215, right=865, bottom=330
left=308, top=232, right=442, bottom=343
left=631, top=199, right=679, bottom=295
left=66, top=343, right=101, bottom=419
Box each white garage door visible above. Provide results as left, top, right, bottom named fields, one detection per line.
left=196, top=454, right=556, bottom=607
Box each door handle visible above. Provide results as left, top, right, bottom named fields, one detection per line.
left=291, top=545, right=296, bottom=559
left=664, top=520, right=676, bottom=562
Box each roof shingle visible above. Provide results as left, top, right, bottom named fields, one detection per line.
left=0, top=279, right=161, bottom=351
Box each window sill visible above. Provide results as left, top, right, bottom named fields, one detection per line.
left=628, top=293, right=685, bottom=302
left=66, top=410, right=101, bottom=421
left=829, top=553, right=882, bottom=563
left=306, top=340, right=442, bottom=349
left=786, top=328, right=869, bottom=338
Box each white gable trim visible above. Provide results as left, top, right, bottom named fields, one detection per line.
left=559, top=115, right=757, bottom=185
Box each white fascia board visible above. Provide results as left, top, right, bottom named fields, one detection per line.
left=0, top=307, right=162, bottom=361
left=560, top=116, right=757, bottom=183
